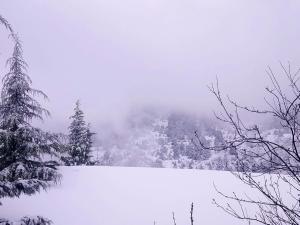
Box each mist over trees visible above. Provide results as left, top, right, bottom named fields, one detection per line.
left=95, top=109, right=236, bottom=170
left=92, top=102, right=294, bottom=175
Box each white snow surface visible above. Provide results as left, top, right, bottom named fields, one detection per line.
left=1, top=166, right=255, bottom=225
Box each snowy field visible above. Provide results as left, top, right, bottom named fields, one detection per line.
left=1, top=166, right=255, bottom=225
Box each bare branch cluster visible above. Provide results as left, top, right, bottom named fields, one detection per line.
left=194, top=63, right=300, bottom=225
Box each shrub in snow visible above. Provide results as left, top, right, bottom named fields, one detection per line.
left=19, top=216, right=52, bottom=225
left=0, top=216, right=51, bottom=225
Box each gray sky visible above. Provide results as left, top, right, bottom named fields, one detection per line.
left=1, top=0, right=300, bottom=132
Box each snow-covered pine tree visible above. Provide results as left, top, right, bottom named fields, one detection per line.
left=0, top=13, right=62, bottom=225
left=67, top=101, right=94, bottom=165
left=0, top=36, right=60, bottom=202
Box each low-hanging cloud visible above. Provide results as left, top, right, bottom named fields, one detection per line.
left=0, top=0, right=300, bottom=133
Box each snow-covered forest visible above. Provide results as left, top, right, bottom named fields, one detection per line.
left=94, top=109, right=290, bottom=172
left=1, top=1, right=300, bottom=225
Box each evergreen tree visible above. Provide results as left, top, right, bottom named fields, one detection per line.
left=67, top=101, right=94, bottom=165
left=0, top=13, right=61, bottom=225
left=0, top=37, right=60, bottom=201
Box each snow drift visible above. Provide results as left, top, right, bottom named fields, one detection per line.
left=1, top=166, right=256, bottom=225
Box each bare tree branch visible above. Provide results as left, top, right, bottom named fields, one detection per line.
left=196, top=64, right=300, bottom=225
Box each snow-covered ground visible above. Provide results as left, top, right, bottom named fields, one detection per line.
left=1, top=166, right=255, bottom=225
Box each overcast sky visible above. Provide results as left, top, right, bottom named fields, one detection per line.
left=1, top=0, right=300, bottom=132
